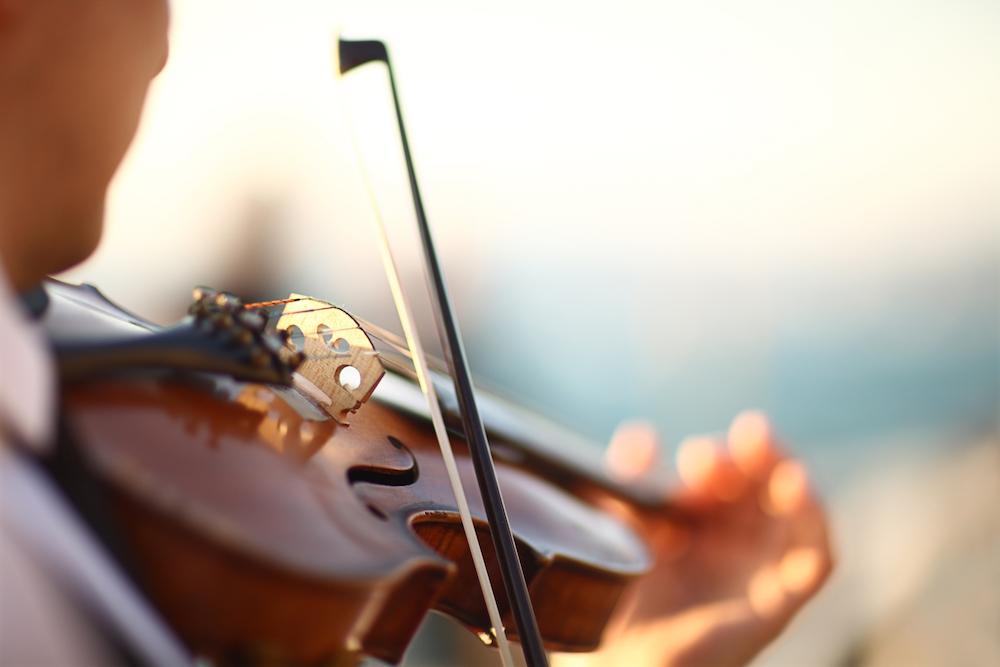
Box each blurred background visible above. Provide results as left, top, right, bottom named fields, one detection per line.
left=59, top=0, right=999, bottom=665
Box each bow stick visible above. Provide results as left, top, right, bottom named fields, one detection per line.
left=337, top=38, right=549, bottom=667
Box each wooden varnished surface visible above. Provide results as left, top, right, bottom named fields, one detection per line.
left=338, top=399, right=650, bottom=652
left=64, top=378, right=450, bottom=665
left=64, top=372, right=650, bottom=663
left=47, top=279, right=655, bottom=664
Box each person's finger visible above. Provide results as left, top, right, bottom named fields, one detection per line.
left=745, top=458, right=825, bottom=620
left=751, top=540, right=831, bottom=627
left=772, top=538, right=832, bottom=627
left=768, top=462, right=833, bottom=605
left=778, top=547, right=825, bottom=596
left=764, top=459, right=808, bottom=516
left=747, top=564, right=786, bottom=618
left=728, top=410, right=780, bottom=479
left=766, top=458, right=830, bottom=553
left=605, top=420, right=661, bottom=483
left=787, top=501, right=833, bottom=594
left=676, top=435, right=717, bottom=490
left=676, top=435, right=747, bottom=503
left=771, top=459, right=832, bottom=560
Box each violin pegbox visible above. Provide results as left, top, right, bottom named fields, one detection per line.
left=275, top=295, right=385, bottom=426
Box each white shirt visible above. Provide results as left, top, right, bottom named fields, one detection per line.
left=0, top=259, right=54, bottom=449
left=0, top=261, right=190, bottom=666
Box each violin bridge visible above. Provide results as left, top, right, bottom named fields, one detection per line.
left=275, top=294, right=384, bottom=425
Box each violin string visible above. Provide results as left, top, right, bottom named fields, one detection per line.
left=261, top=304, right=346, bottom=318
left=242, top=297, right=304, bottom=309
left=335, top=49, right=516, bottom=667
left=244, top=298, right=360, bottom=321
left=265, top=320, right=414, bottom=359
left=245, top=301, right=421, bottom=366
left=244, top=300, right=418, bottom=360
left=286, top=324, right=366, bottom=337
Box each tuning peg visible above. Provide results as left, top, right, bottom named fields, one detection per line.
left=233, top=327, right=253, bottom=347
left=210, top=311, right=234, bottom=332
left=214, top=292, right=242, bottom=310
left=248, top=346, right=272, bottom=369
left=192, top=286, right=217, bottom=301
left=188, top=300, right=206, bottom=318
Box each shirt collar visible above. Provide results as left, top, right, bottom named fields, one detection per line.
left=0, top=261, right=55, bottom=451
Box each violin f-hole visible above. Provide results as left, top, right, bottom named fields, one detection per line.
left=347, top=436, right=419, bottom=488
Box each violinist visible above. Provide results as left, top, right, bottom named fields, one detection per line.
left=0, top=1, right=180, bottom=664
left=0, top=1, right=831, bottom=666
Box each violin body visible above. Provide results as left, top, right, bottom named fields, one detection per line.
left=45, top=280, right=650, bottom=665
left=65, top=377, right=448, bottom=665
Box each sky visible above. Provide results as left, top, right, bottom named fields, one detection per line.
left=62, top=0, right=1000, bottom=452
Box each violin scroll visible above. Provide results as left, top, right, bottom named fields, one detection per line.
left=53, top=282, right=301, bottom=386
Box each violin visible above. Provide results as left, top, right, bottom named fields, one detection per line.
left=40, top=38, right=662, bottom=667
left=43, top=281, right=649, bottom=664
left=44, top=280, right=651, bottom=666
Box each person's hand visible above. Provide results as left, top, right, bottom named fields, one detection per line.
left=563, top=411, right=832, bottom=667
